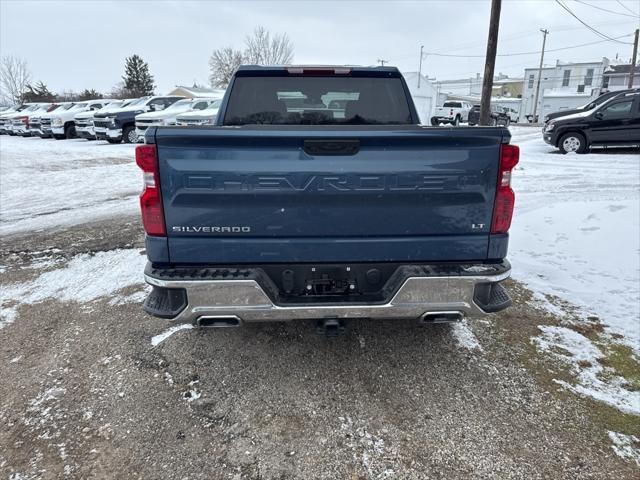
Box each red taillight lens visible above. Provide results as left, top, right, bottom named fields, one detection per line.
left=135, top=144, right=166, bottom=236
left=491, top=144, right=519, bottom=234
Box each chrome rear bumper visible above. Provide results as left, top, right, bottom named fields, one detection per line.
left=143, top=262, right=511, bottom=325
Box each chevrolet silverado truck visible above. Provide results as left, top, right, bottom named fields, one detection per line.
left=431, top=100, right=472, bottom=126
left=137, top=66, right=519, bottom=335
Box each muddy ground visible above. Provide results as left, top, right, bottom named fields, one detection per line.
left=0, top=217, right=638, bottom=479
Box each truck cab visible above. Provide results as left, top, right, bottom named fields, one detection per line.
left=93, top=96, right=183, bottom=144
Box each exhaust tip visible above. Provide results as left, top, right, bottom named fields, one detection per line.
left=196, top=315, right=241, bottom=328
left=420, top=311, right=464, bottom=324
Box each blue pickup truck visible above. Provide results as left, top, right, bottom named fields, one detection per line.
left=136, top=66, right=519, bottom=335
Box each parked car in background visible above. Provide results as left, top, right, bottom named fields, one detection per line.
left=504, top=107, right=519, bottom=123
left=176, top=99, right=223, bottom=125
left=94, top=96, right=183, bottom=144
left=45, top=99, right=109, bottom=140
left=431, top=100, right=472, bottom=126
left=544, top=88, right=640, bottom=125
left=74, top=99, right=127, bottom=140
left=2, top=104, right=44, bottom=135
left=13, top=103, right=58, bottom=137
left=135, top=97, right=218, bottom=141
left=40, top=103, right=75, bottom=138
left=137, top=65, right=517, bottom=333
left=543, top=91, right=639, bottom=154
left=91, top=99, right=137, bottom=140
left=468, top=104, right=510, bottom=126
left=0, top=105, right=27, bottom=133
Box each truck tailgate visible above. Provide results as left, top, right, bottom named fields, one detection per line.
left=154, top=126, right=508, bottom=264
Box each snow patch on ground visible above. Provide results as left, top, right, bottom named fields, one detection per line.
left=0, top=249, right=146, bottom=327
left=533, top=326, right=640, bottom=415
left=608, top=431, right=640, bottom=466
left=451, top=320, right=483, bottom=352
left=0, top=136, right=137, bottom=234
left=509, top=131, right=640, bottom=353
left=151, top=324, right=194, bottom=347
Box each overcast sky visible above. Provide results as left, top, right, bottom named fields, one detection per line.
left=1, top=0, right=638, bottom=95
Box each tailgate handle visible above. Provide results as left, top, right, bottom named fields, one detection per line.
left=303, top=139, right=360, bottom=156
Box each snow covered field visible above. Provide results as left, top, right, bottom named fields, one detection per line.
left=0, top=136, right=137, bottom=235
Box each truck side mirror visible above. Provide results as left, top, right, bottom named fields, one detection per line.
left=594, top=111, right=604, bottom=120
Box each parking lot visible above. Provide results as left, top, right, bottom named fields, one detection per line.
left=1, top=128, right=639, bottom=479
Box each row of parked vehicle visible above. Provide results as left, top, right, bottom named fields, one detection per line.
left=0, top=94, right=223, bottom=143
left=431, top=101, right=518, bottom=127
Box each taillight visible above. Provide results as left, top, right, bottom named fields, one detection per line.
left=135, top=144, right=166, bottom=236
left=491, top=144, right=519, bottom=234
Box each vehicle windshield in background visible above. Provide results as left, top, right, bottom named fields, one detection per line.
left=127, top=97, right=150, bottom=108
left=204, top=99, right=222, bottom=110
left=164, top=99, right=192, bottom=110
left=223, top=76, right=412, bottom=125
left=58, top=104, right=75, bottom=111
left=443, top=101, right=462, bottom=108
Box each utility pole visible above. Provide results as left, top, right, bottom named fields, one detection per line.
left=479, top=0, right=502, bottom=126
left=628, top=28, right=639, bottom=89
left=418, top=45, right=424, bottom=88
left=377, top=59, right=388, bottom=66
left=532, top=29, right=549, bottom=124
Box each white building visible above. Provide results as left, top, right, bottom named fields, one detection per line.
left=168, top=85, right=227, bottom=98
left=403, top=71, right=439, bottom=125
left=521, top=58, right=610, bottom=120
left=603, top=63, right=640, bottom=91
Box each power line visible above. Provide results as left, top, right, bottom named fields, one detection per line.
left=555, top=0, right=634, bottom=44
left=415, top=35, right=632, bottom=58
left=572, top=0, right=639, bottom=18
left=388, top=19, right=636, bottom=62
left=616, top=0, right=640, bottom=16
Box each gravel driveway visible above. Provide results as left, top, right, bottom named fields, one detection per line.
left=1, top=217, right=637, bottom=479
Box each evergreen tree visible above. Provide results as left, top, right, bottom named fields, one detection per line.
left=122, top=54, right=155, bottom=97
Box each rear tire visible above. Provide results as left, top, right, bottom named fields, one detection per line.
left=53, top=134, right=65, bottom=140
left=558, top=132, right=587, bottom=154
left=122, top=126, right=136, bottom=144
left=430, top=117, right=439, bottom=126
left=453, top=116, right=460, bottom=127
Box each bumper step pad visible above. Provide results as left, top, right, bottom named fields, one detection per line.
left=144, top=286, right=187, bottom=319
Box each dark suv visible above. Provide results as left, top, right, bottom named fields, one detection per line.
left=543, top=92, right=640, bottom=154
left=544, top=88, right=640, bottom=124
left=468, top=104, right=510, bottom=126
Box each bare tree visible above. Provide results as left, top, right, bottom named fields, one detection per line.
left=208, top=27, right=294, bottom=88
left=109, top=81, right=129, bottom=99
left=244, top=26, right=294, bottom=65
left=208, top=47, right=244, bottom=88
left=0, top=55, right=32, bottom=105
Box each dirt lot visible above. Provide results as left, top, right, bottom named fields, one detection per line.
left=0, top=217, right=638, bottom=479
